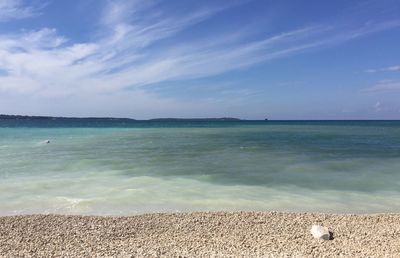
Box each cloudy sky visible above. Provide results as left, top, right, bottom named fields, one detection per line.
left=0, top=0, right=400, bottom=119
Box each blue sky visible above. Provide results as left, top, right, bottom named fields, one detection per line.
left=0, top=0, right=400, bottom=119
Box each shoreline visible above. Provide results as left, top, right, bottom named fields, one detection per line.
left=1, top=211, right=399, bottom=257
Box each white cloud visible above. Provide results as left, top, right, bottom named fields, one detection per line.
left=364, top=65, right=400, bottom=73
left=0, top=1, right=400, bottom=102
left=0, top=0, right=42, bottom=21
left=361, top=80, right=400, bottom=93
left=374, top=101, right=382, bottom=112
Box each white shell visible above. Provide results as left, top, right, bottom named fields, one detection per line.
left=310, top=225, right=330, bottom=240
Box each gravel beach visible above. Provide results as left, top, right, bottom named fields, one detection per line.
left=1, top=212, right=400, bottom=257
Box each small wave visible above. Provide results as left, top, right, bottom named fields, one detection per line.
left=35, top=140, right=51, bottom=146
left=56, top=196, right=86, bottom=205
left=54, top=196, right=90, bottom=212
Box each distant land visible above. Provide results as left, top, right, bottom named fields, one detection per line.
left=0, top=114, right=136, bottom=121
left=149, top=117, right=241, bottom=121
left=0, top=114, right=243, bottom=121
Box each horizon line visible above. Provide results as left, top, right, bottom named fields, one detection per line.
left=1, top=114, right=400, bottom=121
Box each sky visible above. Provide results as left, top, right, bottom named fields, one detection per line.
left=0, top=0, right=400, bottom=119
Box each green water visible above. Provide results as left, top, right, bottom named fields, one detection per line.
left=1, top=120, right=400, bottom=215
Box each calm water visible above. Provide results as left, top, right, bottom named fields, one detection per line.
left=1, top=120, right=400, bottom=215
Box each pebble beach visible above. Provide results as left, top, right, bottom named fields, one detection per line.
left=1, top=212, right=400, bottom=257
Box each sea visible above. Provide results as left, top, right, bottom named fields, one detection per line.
left=1, top=119, right=400, bottom=215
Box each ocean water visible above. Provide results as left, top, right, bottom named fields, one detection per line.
left=1, top=120, right=400, bottom=215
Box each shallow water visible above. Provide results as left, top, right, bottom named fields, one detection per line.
left=1, top=120, right=400, bottom=215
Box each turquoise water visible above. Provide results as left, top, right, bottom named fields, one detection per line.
left=1, top=120, right=400, bottom=215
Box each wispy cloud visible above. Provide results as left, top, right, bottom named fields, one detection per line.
left=364, top=65, right=400, bottom=73
left=374, top=101, right=382, bottom=112
left=0, top=1, right=400, bottom=99
left=361, top=80, right=400, bottom=93
left=0, top=0, right=42, bottom=21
